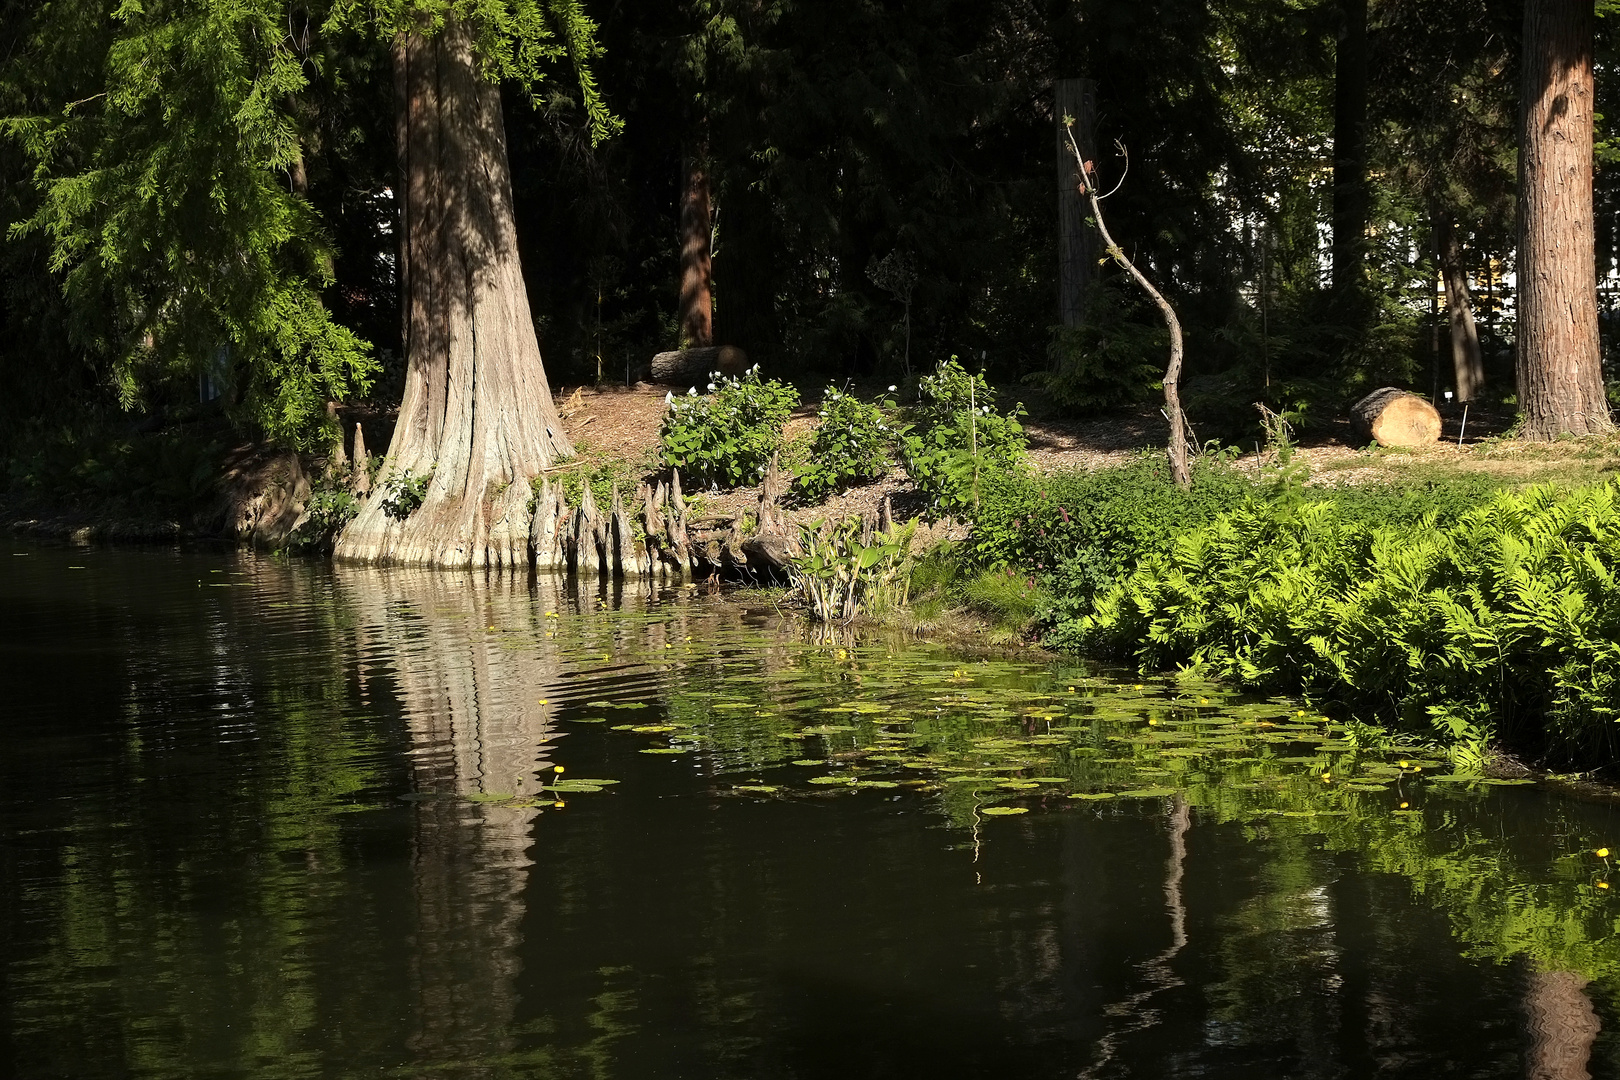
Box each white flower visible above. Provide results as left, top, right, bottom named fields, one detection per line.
left=707, top=383, right=717, bottom=391
left=664, top=391, right=674, bottom=405
left=688, top=386, right=698, bottom=396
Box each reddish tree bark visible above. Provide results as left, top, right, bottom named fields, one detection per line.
left=1434, top=210, right=1485, bottom=402
left=336, top=19, right=573, bottom=568
left=679, top=153, right=714, bottom=347
left=1516, top=0, right=1613, bottom=438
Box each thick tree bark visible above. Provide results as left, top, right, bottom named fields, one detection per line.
left=1434, top=210, right=1486, bottom=402
left=335, top=20, right=573, bottom=568
left=679, top=151, right=714, bottom=347
left=1332, top=0, right=1370, bottom=302
left=1517, top=0, right=1613, bottom=439
left=1055, top=78, right=1097, bottom=328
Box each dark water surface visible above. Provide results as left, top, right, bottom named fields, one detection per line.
left=6, top=544, right=1620, bottom=1079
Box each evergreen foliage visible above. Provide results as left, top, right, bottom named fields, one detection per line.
left=5, top=0, right=376, bottom=449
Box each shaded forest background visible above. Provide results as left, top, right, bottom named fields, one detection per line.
left=4, top=0, right=1620, bottom=460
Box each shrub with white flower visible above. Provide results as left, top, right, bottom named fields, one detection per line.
left=658, top=369, right=800, bottom=488
left=794, top=385, right=896, bottom=501
left=897, top=356, right=1028, bottom=516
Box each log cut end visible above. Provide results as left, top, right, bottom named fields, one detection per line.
left=1350, top=387, right=1442, bottom=447
left=648, top=345, right=749, bottom=385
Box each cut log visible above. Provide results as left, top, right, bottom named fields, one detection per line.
left=1350, top=387, right=1442, bottom=447
left=648, top=345, right=749, bottom=385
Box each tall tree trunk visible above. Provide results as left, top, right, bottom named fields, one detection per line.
left=1434, top=209, right=1486, bottom=401
left=1332, top=0, right=1371, bottom=304
left=1517, top=0, right=1613, bottom=439
left=1055, top=78, right=1097, bottom=328
left=679, top=150, right=714, bottom=347
left=335, top=20, right=574, bottom=568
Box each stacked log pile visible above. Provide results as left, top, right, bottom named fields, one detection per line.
left=525, top=462, right=800, bottom=581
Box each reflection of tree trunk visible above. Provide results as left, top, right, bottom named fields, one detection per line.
left=1434, top=209, right=1485, bottom=402
left=1525, top=969, right=1600, bottom=1080
left=1079, top=796, right=1191, bottom=1080
left=1163, top=796, right=1190, bottom=951
left=337, top=567, right=567, bottom=1070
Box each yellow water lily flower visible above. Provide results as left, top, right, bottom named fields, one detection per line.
left=1599, top=847, right=1611, bottom=858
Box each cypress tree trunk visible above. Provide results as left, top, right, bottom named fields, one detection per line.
left=1517, top=0, right=1613, bottom=439
left=336, top=19, right=574, bottom=568
left=679, top=149, right=714, bottom=347
left=1434, top=210, right=1485, bottom=402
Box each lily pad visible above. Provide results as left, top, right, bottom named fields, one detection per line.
left=981, top=806, right=1029, bottom=816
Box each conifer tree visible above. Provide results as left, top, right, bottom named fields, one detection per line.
left=332, top=0, right=617, bottom=568
left=5, top=0, right=375, bottom=448
left=1516, top=0, right=1613, bottom=438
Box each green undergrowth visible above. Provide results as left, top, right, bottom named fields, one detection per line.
left=4, top=421, right=227, bottom=517
left=1051, top=481, right=1620, bottom=767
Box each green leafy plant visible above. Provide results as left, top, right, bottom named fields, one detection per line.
left=794, top=385, right=894, bottom=501
left=289, top=473, right=360, bottom=549
left=658, top=367, right=800, bottom=488
left=965, top=455, right=1256, bottom=614
left=898, top=357, right=1028, bottom=515
left=1059, top=481, right=1620, bottom=764
left=381, top=466, right=432, bottom=520
left=790, top=517, right=917, bottom=622
left=1039, top=283, right=1166, bottom=411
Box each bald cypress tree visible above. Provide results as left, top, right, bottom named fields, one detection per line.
left=1516, top=0, right=1613, bottom=438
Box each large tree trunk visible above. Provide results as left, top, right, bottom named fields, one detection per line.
left=1435, top=209, right=1486, bottom=402
left=1517, top=0, right=1613, bottom=439
left=1055, top=78, right=1097, bottom=328
left=334, top=19, right=573, bottom=568
left=679, top=150, right=714, bottom=347
left=1331, top=0, right=1370, bottom=303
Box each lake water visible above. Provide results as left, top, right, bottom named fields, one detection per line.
left=5, top=543, right=1620, bottom=1079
